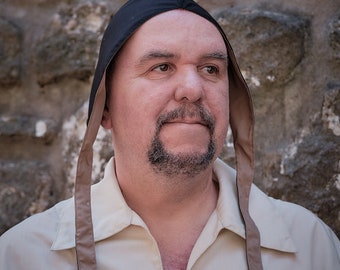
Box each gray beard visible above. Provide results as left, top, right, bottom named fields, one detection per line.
left=147, top=104, right=216, bottom=177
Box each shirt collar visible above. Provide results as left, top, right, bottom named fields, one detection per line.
left=213, top=158, right=296, bottom=252
left=52, top=158, right=135, bottom=250
left=52, top=157, right=296, bottom=253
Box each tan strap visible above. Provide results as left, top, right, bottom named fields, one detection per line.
left=227, top=37, right=263, bottom=269
left=74, top=71, right=107, bottom=270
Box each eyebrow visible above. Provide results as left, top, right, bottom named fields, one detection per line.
left=201, top=52, right=228, bottom=65
left=138, top=50, right=178, bottom=65
left=137, top=50, right=228, bottom=66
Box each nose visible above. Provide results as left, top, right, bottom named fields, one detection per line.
left=174, top=67, right=204, bottom=103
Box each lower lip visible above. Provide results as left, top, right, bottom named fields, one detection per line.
left=164, top=122, right=205, bottom=127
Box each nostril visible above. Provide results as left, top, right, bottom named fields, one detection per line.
left=174, top=71, right=204, bottom=102
left=174, top=85, right=203, bottom=102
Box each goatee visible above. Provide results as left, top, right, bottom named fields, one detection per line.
left=147, top=104, right=216, bottom=177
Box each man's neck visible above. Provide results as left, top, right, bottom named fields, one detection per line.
left=114, top=157, right=219, bottom=269
left=114, top=158, right=218, bottom=220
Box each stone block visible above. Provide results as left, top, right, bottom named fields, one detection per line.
left=213, top=8, right=310, bottom=88
left=0, top=115, right=58, bottom=144
left=34, top=2, right=111, bottom=86
left=267, top=84, right=340, bottom=236
left=328, top=16, right=340, bottom=62
left=0, top=160, right=55, bottom=235
left=0, top=17, right=21, bottom=88
left=62, top=101, right=113, bottom=197
left=322, top=84, right=340, bottom=136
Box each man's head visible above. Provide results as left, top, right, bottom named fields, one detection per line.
left=78, top=1, right=261, bottom=269
left=101, top=10, right=229, bottom=177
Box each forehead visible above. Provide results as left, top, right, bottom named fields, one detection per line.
left=117, top=9, right=226, bottom=60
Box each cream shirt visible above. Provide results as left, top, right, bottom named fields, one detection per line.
left=0, top=158, right=339, bottom=269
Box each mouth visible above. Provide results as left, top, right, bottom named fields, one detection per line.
left=156, top=105, right=215, bottom=135
left=160, top=119, right=213, bottom=139
left=166, top=118, right=208, bottom=126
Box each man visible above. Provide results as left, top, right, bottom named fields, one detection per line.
left=0, top=0, right=339, bottom=269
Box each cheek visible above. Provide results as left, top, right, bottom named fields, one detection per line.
left=208, top=87, right=229, bottom=147
left=109, top=90, right=164, bottom=147
left=109, top=90, right=140, bottom=148
left=215, top=112, right=229, bottom=146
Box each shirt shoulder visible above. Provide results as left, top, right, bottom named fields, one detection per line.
left=255, top=185, right=340, bottom=268
left=1, top=203, right=59, bottom=244
left=271, top=195, right=339, bottom=245
left=213, top=158, right=340, bottom=268
left=0, top=198, right=76, bottom=269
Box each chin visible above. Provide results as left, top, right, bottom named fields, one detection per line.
left=147, top=137, right=216, bottom=177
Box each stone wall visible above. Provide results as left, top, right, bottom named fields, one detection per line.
left=0, top=0, right=339, bottom=237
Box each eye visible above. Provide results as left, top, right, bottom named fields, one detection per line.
left=153, top=63, right=171, bottom=72
left=203, top=65, right=219, bottom=75
left=144, top=63, right=174, bottom=80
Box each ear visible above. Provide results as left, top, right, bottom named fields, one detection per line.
left=101, top=108, right=113, bottom=129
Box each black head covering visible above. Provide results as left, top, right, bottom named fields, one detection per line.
left=88, top=0, right=229, bottom=120
left=76, top=0, right=263, bottom=269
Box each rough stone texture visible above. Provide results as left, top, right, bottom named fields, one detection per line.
left=328, top=16, right=340, bottom=62
left=35, top=2, right=111, bottom=86
left=213, top=8, right=309, bottom=88
left=62, top=101, right=113, bottom=197
left=0, top=115, right=58, bottom=144
left=0, top=0, right=339, bottom=238
left=0, top=17, right=21, bottom=87
left=0, top=160, right=56, bottom=234
left=276, top=84, right=340, bottom=232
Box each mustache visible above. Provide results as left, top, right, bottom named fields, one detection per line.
left=155, top=104, right=215, bottom=134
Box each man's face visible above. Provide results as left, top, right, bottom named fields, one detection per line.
left=103, top=10, right=229, bottom=177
